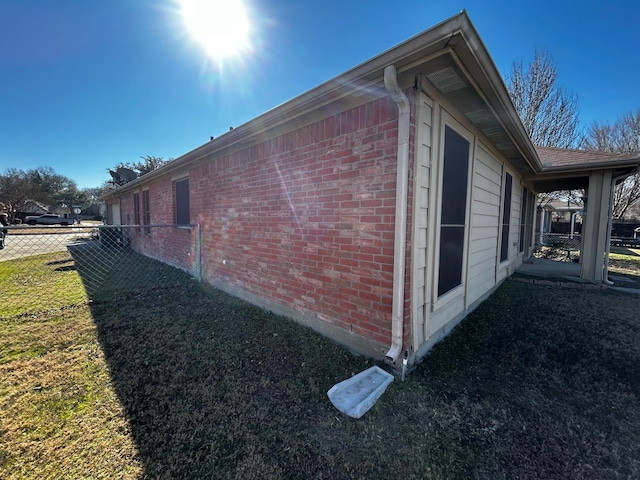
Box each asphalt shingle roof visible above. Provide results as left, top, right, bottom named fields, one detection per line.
left=535, top=146, right=639, bottom=169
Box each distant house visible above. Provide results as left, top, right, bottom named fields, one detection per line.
left=15, top=200, right=48, bottom=223
left=101, top=12, right=640, bottom=366
left=537, top=195, right=584, bottom=240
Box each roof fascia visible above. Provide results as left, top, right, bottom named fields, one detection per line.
left=533, top=157, right=640, bottom=175
left=452, top=19, right=543, bottom=172
left=102, top=14, right=469, bottom=200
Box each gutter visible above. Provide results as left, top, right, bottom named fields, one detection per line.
left=101, top=12, right=474, bottom=201
left=535, top=157, right=640, bottom=175
left=383, top=65, right=410, bottom=364
left=453, top=19, right=543, bottom=173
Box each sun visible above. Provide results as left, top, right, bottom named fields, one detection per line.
left=179, top=0, right=251, bottom=60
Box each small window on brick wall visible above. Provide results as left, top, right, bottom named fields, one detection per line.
left=142, top=189, right=151, bottom=234
left=133, top=192, right=141, bottom=232
left=175, top=178, right=190, bottom=226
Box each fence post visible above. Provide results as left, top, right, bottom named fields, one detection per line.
left=196, top=222, right=203, bottom=283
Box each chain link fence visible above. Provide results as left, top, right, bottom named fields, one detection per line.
left=0, top=224, right=202, bottom=315
left=534, top=233, right=582, bottom=262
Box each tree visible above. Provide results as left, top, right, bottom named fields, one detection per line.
left=581, top=110, right=640, bottom=154
left=581, top=109, right=640, bottom=218
left=26, top=166, right=80, bottom=209
left=0, top=167, right=87, bottom=222
left=131, top=155, right=170, bottom=175
left=505, top=48, right=581, bottom=148
left=506, top=49, right=583, bottom=213
left=0, top=169, right=36, bottom=222
left=536, top=189, right=584, bottom=210
left=80, top=183, right=112, bottom=217
left=109, top=156, right=170, bottom=186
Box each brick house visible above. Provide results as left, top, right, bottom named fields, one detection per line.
left=101, top=12, right=640, bottom=366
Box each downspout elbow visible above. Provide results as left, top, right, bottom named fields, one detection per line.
left=383, top=65, right=410, bottom=363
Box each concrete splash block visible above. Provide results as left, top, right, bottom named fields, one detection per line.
left=327, top=366, right=394, bottom=419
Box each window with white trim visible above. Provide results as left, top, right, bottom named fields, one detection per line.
left=437, top=124, right=470, bottom=298
left=519, top=187, right=529, bottom=253
left=500, top=173, right=513, bottom=262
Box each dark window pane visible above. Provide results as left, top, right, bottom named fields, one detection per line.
left=526, top=191, right=533, bottom=249
left=519, top=187, right=528, bottom=252
left=438, top=226, right=465, bottom=297
left=437, top=125, right=470, bottom=298
left=441, top=126, right=470, bottom=225
left=133, top=192, right=141, bottom=232
left=175, top=179, right=190, bottom=225
left=501, top=225, right=510, bottom=261
left=500, top=173, right=512, bottom=262
left=142, top=190, right=151, bottom=234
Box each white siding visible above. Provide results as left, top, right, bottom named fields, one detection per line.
left=420, top=111, right=475, bottom=347
left=467, top=143, right=502, bottom=305
left=411, top=96, right=527, bottom=360
left=511, top=183, right=522, bottom=261
left=426, top=295, right=465, bottom=338
left=411, top=95, right=433, bottom=347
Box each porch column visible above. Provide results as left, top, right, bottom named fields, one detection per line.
left=580, top=171, right=612, bottom=281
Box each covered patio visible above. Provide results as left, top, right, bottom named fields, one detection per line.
left=525, top=146, right=640, bottom=284
left=517, top=257, right=581, bottom=279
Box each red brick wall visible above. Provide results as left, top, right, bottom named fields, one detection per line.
left=118, top=92, right=417, bottom=349
left=120, top=179, right=198, bottom=273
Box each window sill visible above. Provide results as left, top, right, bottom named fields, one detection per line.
left=431, top=284, right=465, bottom=312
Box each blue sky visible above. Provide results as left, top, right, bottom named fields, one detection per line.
left=1, top=0, right=638, bottom=189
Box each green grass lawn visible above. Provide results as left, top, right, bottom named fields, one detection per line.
left=609, top=247, right=640, bottom=283
left=1, top=250, right=639, bottom=479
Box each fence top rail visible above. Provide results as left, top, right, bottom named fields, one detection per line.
left=99, top=224, right=199, bottom=229
left=2, top=224, right=198, bottom=231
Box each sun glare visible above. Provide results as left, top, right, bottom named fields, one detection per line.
left=179, top=0, right=251, bottom=60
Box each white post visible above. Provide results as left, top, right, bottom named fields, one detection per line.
left=538, top=207, right=545, bottom=245
left=581, top=171, right=612, bottom=281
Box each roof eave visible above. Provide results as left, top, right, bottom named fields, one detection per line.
left=101, top=13, right=473, bottom=200
left=454, top=18, right=543, bottom=172
left=539, top=156, right=640, bottom=174
left=101, top=11, right=543, bottom=200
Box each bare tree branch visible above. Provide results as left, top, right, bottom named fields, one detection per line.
left=581, top=109, right=640, bottom=219
left=506, top=49, right=580, bottom=148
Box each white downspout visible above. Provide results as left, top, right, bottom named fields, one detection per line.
left=383, top=65, right=410, bottom=363
left=538, top=207, right=545, bottom=245
left=570, top=211, right=578, bottom=240
left=603, top=168, right=640, bottom=285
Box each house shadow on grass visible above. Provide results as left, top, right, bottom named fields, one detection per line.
left=67, top=243, right=376, bottom=479
left=62, top=244, right=640, bottom=478
left=47, top=256, right=77, bottom=272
